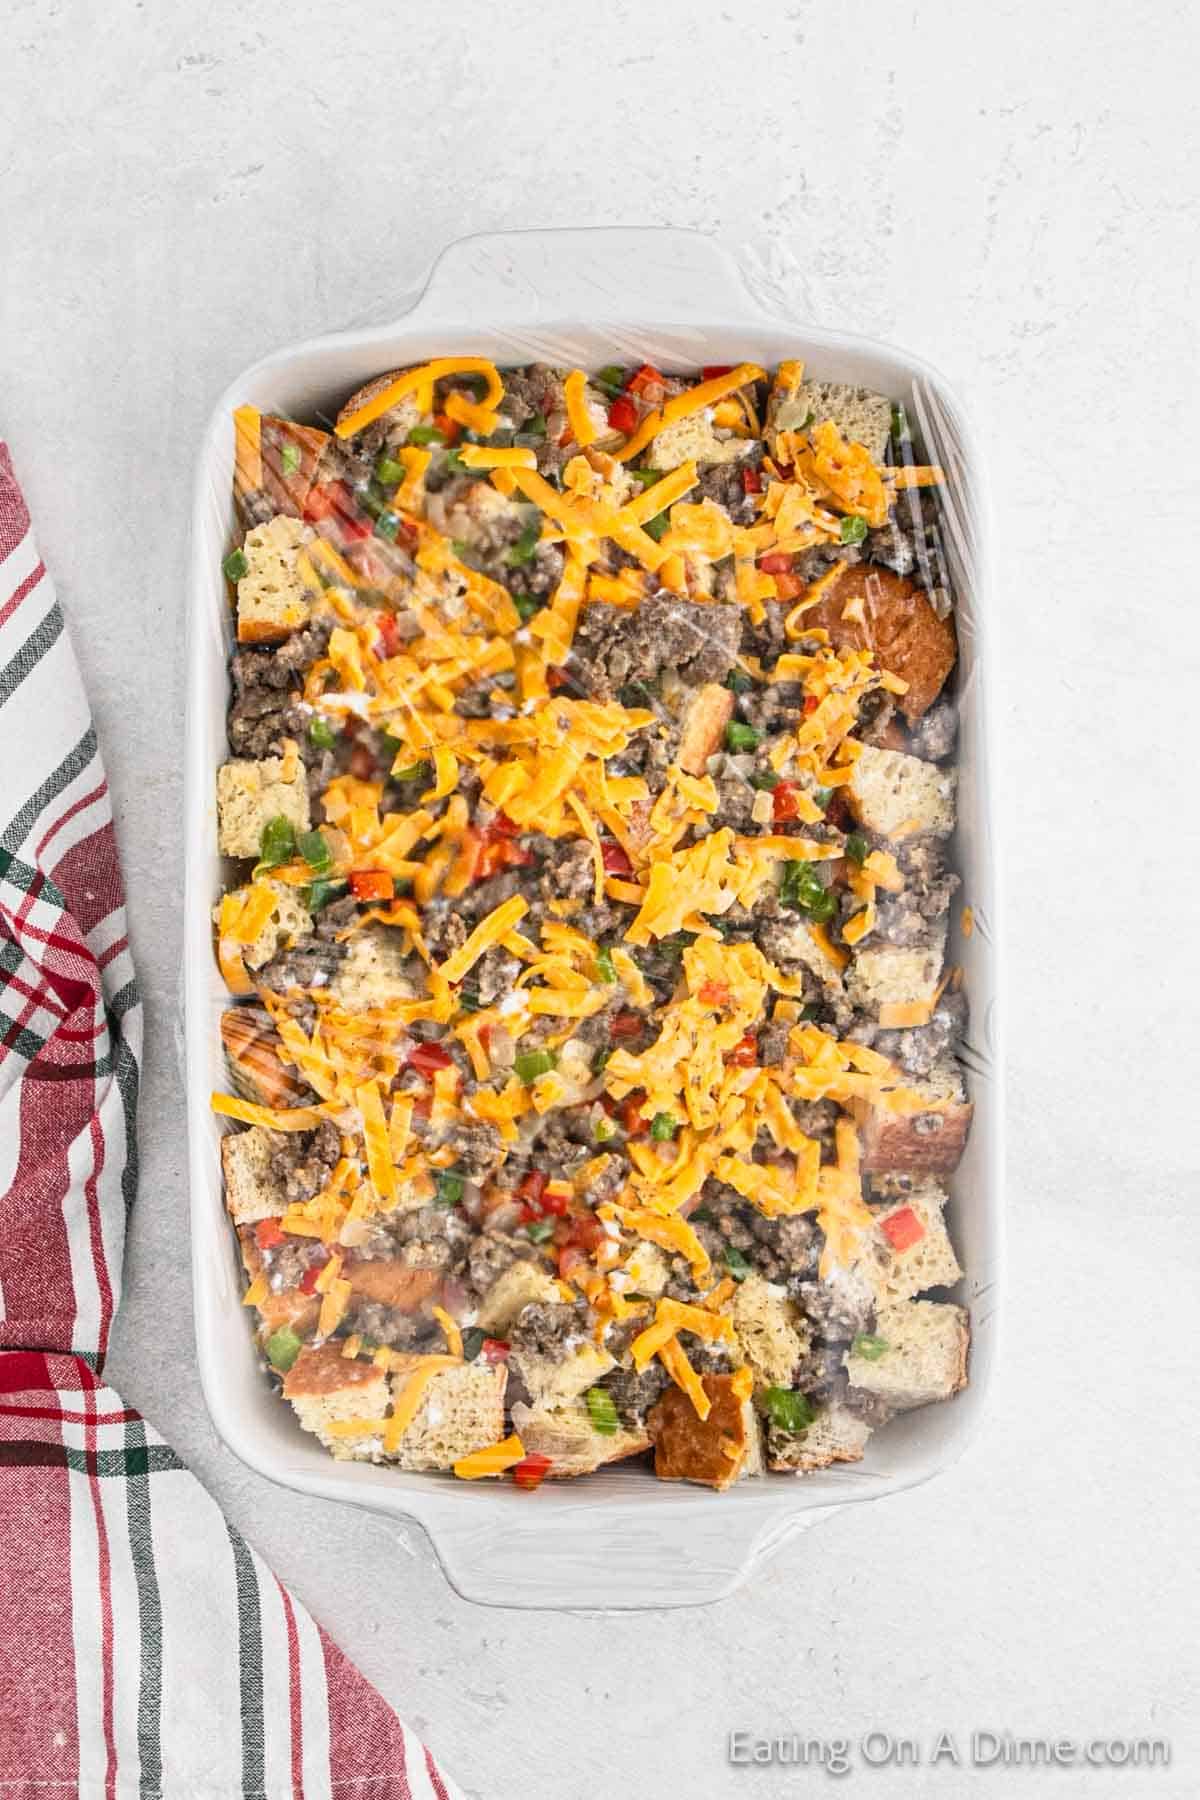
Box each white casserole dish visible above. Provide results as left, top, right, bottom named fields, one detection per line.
left=185, top=227, right=1002, bottom=1609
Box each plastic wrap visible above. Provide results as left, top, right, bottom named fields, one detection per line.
left=184, top=228, right=1001, bottom=1609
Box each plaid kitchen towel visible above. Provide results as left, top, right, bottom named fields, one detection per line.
left=0, top=444, right=463, bottom=1800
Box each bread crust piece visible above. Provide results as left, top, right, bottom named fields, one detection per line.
left=647, top=1373, right=756, bottom=1491
left=510, top=1400, right=651, bottom=1478
left=676, top=682, right=734, bottom=776
left=259, top=416, right=332, bottom=520
left=855, top=1053, right=973, bottom=1175
left=803, top=565, right=956, bottom=723
left=342, top=1259, right=441, bottom=1312
left=335, top=374, right=423, bottom=440
left=220, top=1006, right=310, bottom=1109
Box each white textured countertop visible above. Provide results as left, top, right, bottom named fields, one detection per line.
left=4, top=1, right=1199, bottom=1794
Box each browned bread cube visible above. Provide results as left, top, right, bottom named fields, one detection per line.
left=647, top=1373, right=757, bottom=1491
left=803, top=565, right=956, bottom=723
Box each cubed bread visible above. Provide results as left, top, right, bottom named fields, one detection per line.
left=646, top=414, right=755, bottom=471
left=216, top=757, right=310, bottom=859
left=221, top=1125, right=289, bottom=1225
left=847, top=743, right=955, bottom=840
left=510, top=1340, right=615, bottom=1411
left=475, top=1259, right=562, bottom=1336
left=766, top=1399, right=874, bottom=1473
left=220, top=1006, right=311, bottom=1109
left=647, top=1373, right=758, bottom=1491
left=510, top=1399, right=651, bottom=1478
left=856, top=1053, right=973, bottom=1174
left=235, top=514, right=313, bottom=644
left=761, top=912, right=846, bottom=985
left=770, top=381, right=892, bottom=463
left=863, top=1177, right=963, bottom=1304
left=329, top=926, right=415, bottom=1012
left=730, top=1275, right=808, bottom=1392
left=676, top=682, right=734, bottom=776
left=386, top=1359, right=507, bottom=1472
left=622, top=1240, right=670, bottom=1299
left=214, top=878, right=312, bottom=972
left=282, top=1344, right=390, bottom=1456
left=844, top=1299, right=969, bottom=1410
left=846, top=923, right=947, bottom=1014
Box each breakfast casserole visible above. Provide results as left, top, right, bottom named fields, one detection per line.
left=211, top=354, right=971, bottom=1491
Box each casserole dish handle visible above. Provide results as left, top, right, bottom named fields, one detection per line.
left=426, top=1499, right=838, bottom=1611
left=405, top=226, right=772, bottom=330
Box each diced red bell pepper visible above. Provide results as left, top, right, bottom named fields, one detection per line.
left=539, top=1187, right=570, bottom=1217
left=758, top=551, right=795, bottom=575
left=254, top=1218, right=287, bottom=1250
left=375, top=611, right=403, bottom=659
left=702, top=364, right=735, bottom=379
left=512, top=1452, right=553, bottom=1490
left=626, top=363, right=665, bottom=397
left=475, top=838, right=533, bottom=881
left=406, top=1041, right=454, bottom=1076
left=697, top=981, right=731, bottom=1007
left=773, top=571, right=805, bottom=602
left=311, top=481, right=372, bottom=541
left=609, top=1011, right=644, bottom=1040
left=481, top=1338, right=510, bottom=1364
left=880, top=1206, right=925, bottom=1253
left=802, top=695, right=819, bottom=717
left=741, top=465, right=763, bottom=495
left=600, top=839, right=632, bottom=876
left=433, top=411, right=461, bottom=444
left=349, top=870, right=395, bottom=902
left=486, top=812, right=520, bottom=839
left=545, top=665, right=572, bottom=692
left=298, top=1255, right=330, bottom=1295
left=474, top=841, right=506, bottom=881
left=620, top=1094, right=648, bottom=1137
left=727, top=1031, right=758, bottom=1067
left=558, top=1245, right=589, bottom=1282
left=563, top=1213, right=607, bottom=1255
left=518, top=1171, right=548, bottom=1212
left=772, top=781, right=801, bottom=823
left=607, top=395, right=639, bottom=435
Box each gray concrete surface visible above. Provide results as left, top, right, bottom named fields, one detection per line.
left=4, top=1, right=1198, bottom=1794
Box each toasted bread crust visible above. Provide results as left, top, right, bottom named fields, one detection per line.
left=220, top=1007, right=309, bottom=1110
left=647, top=1374, right=752, bottom=1491
left=259, top=416, right=331, bottom=519
left=282, top=1341, right=388, bottom=1401
left=335, top=372, right=407, bottom=436
left=677, top=682, right=734, bottom=775
left=804, top=564, right=956, bottom=723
